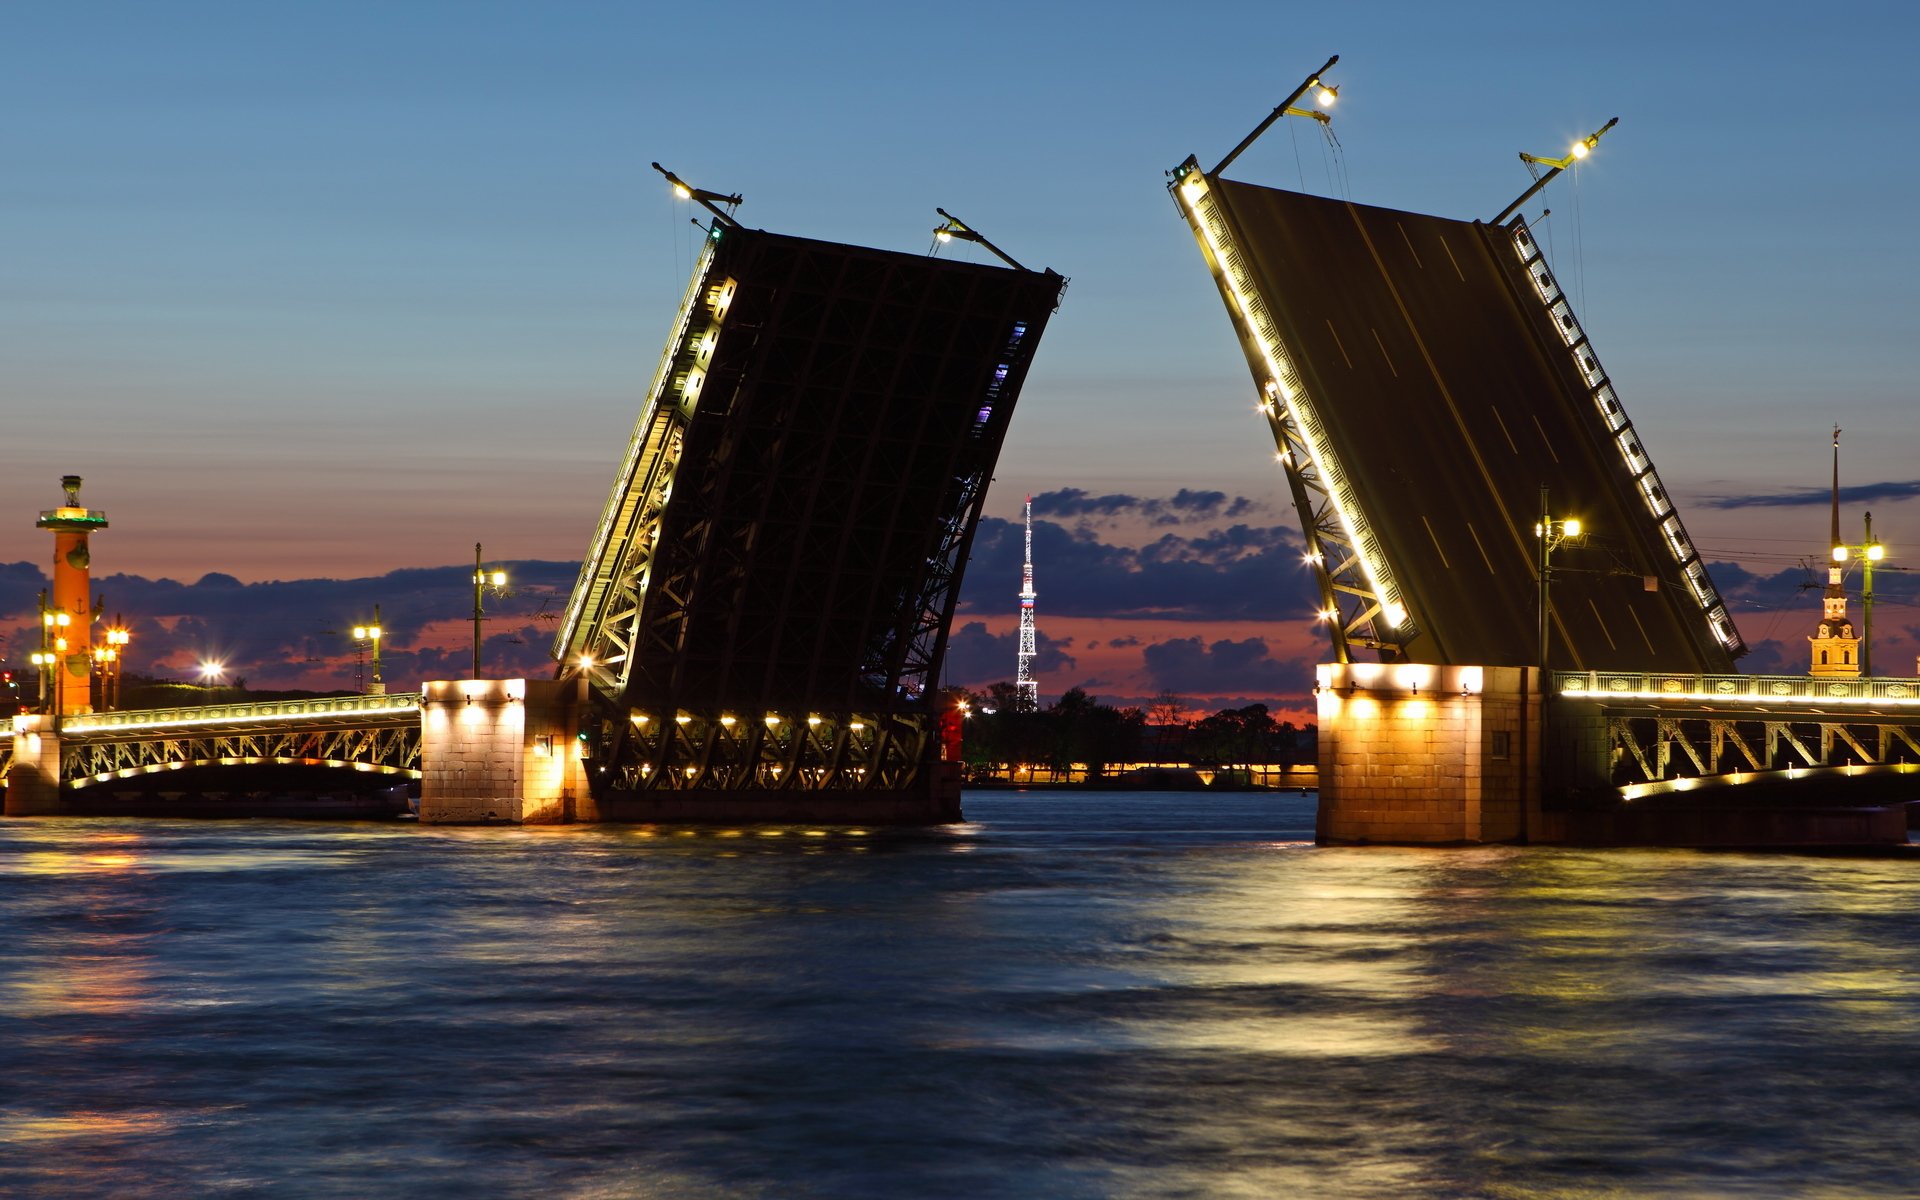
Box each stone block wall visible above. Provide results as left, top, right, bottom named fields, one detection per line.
left=418, top=679, right=591, bottom=824
left=3, top=716, right=63, bottom=816
left=1315, top=663, right=1541, bottom=844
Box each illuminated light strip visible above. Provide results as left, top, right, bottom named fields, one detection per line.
left=557, top=234, right=723, bottom=654
left=1559, top=670, right=1920, bottom=707
left=69, top=758, right=424, bottom=789
left=1564, top=687, right=1920, bottom=708
left=63, top=700, right=422, bottom=735
left=1177, top=172, right=1410, bottom=632
left=1510, top=227, right=1742, bottom=654
left=1620, top=760, right=1919, bottom=802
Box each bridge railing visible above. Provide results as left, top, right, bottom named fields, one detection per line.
left=59, top=693, right=424, bottom=737
left=1556, top=671, right=1920, bottom=707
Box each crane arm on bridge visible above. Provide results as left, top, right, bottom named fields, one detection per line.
left=1491, top=117, right=1618, bottom=226
left=1210, top=54, right=1340, bottom=177
left=932, top=209, right=1029, bottom=272
left=652, top=162, right=744, bottom=229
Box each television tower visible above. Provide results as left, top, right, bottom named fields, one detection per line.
left=1016, top=495, right=1039, bottom=710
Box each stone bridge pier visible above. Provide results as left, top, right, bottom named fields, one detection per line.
left=417, top=679, right=593, bottom=824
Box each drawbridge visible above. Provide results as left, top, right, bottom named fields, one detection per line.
left=1169, top=111, right=1744, bottom=674
left=554, top=179, right=1064, bottom=820
left=1169, top=62, right=1920, bottom=844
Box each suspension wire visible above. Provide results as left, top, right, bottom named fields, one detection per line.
left=1289, top=118, right=1306, bottom=191
left=1571, top=160, right=1588, bottom=319
left=1323, top=122, right=1350, bottom=201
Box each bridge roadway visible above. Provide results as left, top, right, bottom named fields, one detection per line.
left=1173, top=166, right=1743, bottom=674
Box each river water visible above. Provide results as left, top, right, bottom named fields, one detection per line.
left=3, top=790, right=1917, bottom=1198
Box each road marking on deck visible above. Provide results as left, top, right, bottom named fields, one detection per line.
left=1396, top=222, right=1424, bottom=269
left=1587, top=597, right=1619, bottom=652
left=1370, top=327, right=1398, bottom=377
left=1489, top=406, right=1519, bottom=455
left=1626, top=604, right=1658, bottom=655
left=1466, top=522, right=1497, bottom=575
left=1530, top=413, right=1562, bottom=463
left=1421, top=515, right=1452, bottom=569
left=1325, top=319, right=1353, bottom=369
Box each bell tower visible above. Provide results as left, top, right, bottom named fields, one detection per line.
left=1809, top=429, right=1861, bottom=678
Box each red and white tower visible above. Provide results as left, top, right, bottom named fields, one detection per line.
left=1015, top=495, right=1038, bottom=710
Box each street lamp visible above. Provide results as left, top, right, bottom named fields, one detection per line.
left=1832, top=512, right=1888, bottom=676
left=29, top=650, right=54, bottom=712
left=102, top=624, right=130, bottom=710
left=352, top=605, right=385, bottom=694
left=1534, top=485, right=1585, bottom=673
left=40, top=603, right=72, bottom=716
left=199, top=660, right=226, bottom=704
left=472, top=543, right=508, bottom=679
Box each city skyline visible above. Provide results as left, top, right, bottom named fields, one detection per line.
left=7, top=3, right=1920, bottom=713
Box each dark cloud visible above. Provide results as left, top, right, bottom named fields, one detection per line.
left=958, top=513, right=1311, bottom=622
left=941, top=621, right=1076, bottom=689
left=1142, top=635, right=1298, bottom=694
left=1701, top=481, right=1920, bottom=509
left=3, top=560, right=579, bottom=691
left=1031, top=488, right=1267, bottom=524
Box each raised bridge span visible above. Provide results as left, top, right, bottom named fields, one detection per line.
left=1169, top=102, right=1910, bottom=845
left=7, top=181, right=1062, bottom=826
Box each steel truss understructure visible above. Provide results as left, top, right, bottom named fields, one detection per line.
left=556, top=217, right=1064, bottom=799
left=1558, top=671, right=1920, bottom=793
left=1170, top=157, right=1406, bottom=663
left=1606, top=713, right=1920, bottom=787
left=57, top=703, right=422, bottom=789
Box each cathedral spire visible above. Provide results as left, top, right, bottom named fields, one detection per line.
left=1830, top=425, right=1842, bottom=554
left=1811, top=426, right=1860, bottom=677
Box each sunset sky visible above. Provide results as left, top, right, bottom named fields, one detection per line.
left=6, top=2, right=1920, bottom=719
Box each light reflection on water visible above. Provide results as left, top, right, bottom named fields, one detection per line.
left=2, top=791, right=1917, bottom=1198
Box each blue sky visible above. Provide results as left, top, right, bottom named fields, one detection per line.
left=5, top=2, right=1920, bottom=705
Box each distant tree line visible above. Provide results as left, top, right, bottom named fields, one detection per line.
left=947, top=683, right=1313, bottom=782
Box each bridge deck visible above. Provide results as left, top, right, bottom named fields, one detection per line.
left=1184, top=172, right=1740, bottom=673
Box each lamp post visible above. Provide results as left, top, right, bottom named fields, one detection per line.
left=1831, top=512, right=1888, bottom=676
left=472, top=544, right=508, bottom=680
left=102, top=623, right=130, bottom=710
left=199, top=660, right=226, bottom=705
left=1534, top=485, right=1584, bottom=673
left=39, top=598, right=72, bottom=717
left=352, top=605, right=385, bottom=695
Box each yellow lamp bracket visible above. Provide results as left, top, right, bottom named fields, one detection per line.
left=1492, top=117, right=1619, bottom=226
left=930, top=209, right=1029, bottom=272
